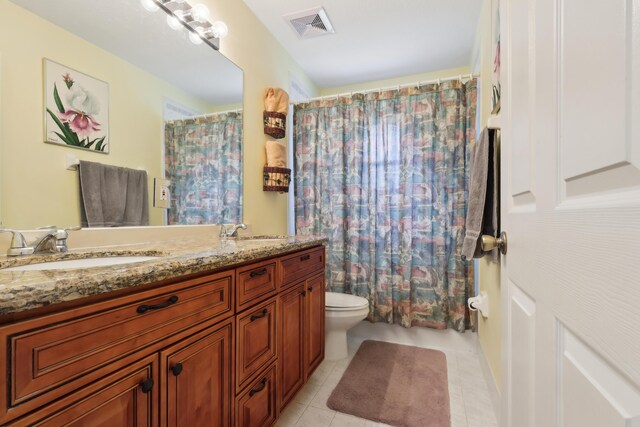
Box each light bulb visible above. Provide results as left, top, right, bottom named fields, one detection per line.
left=166, top=14, right=183, bottom=30
left=190, top=4, right=210, bottom=23
left=211, top=21, right=228, bottom=39
left=189, top=30, right=204, bottom=45
left=140, top=0, right=159, bottom=12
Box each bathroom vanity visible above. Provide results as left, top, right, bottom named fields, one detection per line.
left=0, top=236, right=326, bottom=426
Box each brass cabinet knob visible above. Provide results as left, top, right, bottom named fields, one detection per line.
left=481, top=231, right=508, bottom=255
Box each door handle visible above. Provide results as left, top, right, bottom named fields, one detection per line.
left=171, top=363, right=183, bottom=376
left=249, top=377, right=268, bottom=396
left=137, top=295, right=179, bottom=314
left=249, top=268, right=268, bottom=278
left=250, top=308, right=269, bottom=321
left=481, top=231, right=507, bottom=255
left=140, top=378, right=154, bottom=393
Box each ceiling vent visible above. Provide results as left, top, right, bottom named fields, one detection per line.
left=284, top=6, right=335, bottom=39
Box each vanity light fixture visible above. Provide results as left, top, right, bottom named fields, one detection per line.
left=140, top=0, right=160, bottom=12
left=142, top=0, right=227, bottom=50
left=189, top=21, right=229, bottom=45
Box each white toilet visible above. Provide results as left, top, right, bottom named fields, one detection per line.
left=325, top=292, right=369, bottom=360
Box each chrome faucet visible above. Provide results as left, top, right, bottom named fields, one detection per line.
left=219, top=223, right=247, bottom=238
left=0, top=229, right=33, bottom=256
left=0, top=226, right=80, bottom=256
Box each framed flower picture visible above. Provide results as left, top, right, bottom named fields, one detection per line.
left=44, top=59, right=109, bottom=153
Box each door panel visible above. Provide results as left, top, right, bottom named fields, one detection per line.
left=559, top=0, right=639, bottom=195
left=509, top=0, right=536, bottom=205
left=304, top=274, right=325, bottom=379
left=162, top=320, right=233, bottom=427
left=22, top=358, right=156, bottom=427
left=508, top=282, right=535, bottom=427
left=559, top=327, right=640, bottom=426
left=278, top=284, right=305, bottom=410
left=236, top=299, right=277, bottom=390
left=502, top=0, right=640, bottom=425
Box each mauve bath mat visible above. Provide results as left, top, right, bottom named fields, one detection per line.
left=327, top=340, right=450, bottom=427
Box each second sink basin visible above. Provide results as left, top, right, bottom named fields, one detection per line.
left=3, top=256, right=160, bottom=272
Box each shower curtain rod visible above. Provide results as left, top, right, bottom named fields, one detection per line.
left=166, top=108, right=242, bottom=122
left=291, top=72, right=480, bottom=105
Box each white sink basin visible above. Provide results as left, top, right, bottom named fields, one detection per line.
left=231, top=236, right=289, bottom=243
left=3, top=256, right=160, bottom=272
left=240, top=239, right=288, bottom=243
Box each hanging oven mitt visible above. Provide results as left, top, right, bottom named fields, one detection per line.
left=263, top=88, right=289, bottom=139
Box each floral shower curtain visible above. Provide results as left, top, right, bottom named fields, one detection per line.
left=294, top=80, right=476, bottom=332
left=164, top=112, right=242, bottom=225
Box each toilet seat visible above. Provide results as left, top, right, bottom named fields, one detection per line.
left=325, top=292, right=369, bottom=311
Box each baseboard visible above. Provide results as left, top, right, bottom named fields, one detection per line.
left=477, top=340, right=501, bottom=424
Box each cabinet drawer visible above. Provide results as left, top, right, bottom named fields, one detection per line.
left=236, top=299, right=277, bottom=390
left=279, top=247, right=325, bottom=288
left=7, top=271, right=233, bottom=413
left=236, top=260, right=277, bottom=311
left=235, top=364, right=277, bottom=427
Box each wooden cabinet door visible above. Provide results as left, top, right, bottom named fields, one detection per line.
left=162, top=319, right=233, bottom=427
left=277, top=284, right=305, bottom=410
left=304, top=274, right=325, bottom=379
left=16, top=356, right=157, bottom=427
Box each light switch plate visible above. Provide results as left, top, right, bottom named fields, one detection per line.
left=153, top=178, right=170, bottom=208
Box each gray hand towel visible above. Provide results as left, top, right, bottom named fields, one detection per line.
left=79, top=160, right=149, bottom=227
left=462, top=128, right=499, bottom=260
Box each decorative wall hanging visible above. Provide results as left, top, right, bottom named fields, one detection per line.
left=44, top=59, right=109, bottom=153
left=263, top=166, right=291, bottom=193
left=263, top=87, right=289, bottom=139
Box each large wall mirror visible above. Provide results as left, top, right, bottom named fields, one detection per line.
left=0, top=0, right=243, bottom=229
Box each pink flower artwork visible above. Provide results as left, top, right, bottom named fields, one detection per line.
left=44, top=59, right=109, bottom=153
left=58, top=110, right=101, bottom=139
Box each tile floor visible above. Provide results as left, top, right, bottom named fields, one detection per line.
left=275, top=321, right=499, bottom=427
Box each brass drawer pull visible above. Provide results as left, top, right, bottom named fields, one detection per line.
left=249, top=377, right=268, bottom=396
left=136, top=295, right=179, bottom=314
left=249, top=268, right=268, bottom=278
left=300, top=254, right=311, bottom=261
left=250, top=308, right=268, bottom=321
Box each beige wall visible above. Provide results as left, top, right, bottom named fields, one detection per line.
left=201, top=0, right=319, bottom=235
left=472, top=0, right=502, bottom=393
left=0, top=0, right=217, bottom=229
left=319, top=66, right=471, bottom=96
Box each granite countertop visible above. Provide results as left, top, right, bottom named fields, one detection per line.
left=0, top=235, right=326, bottom=317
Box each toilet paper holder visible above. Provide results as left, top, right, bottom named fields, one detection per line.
left=468, top=291, right=489, bottom=318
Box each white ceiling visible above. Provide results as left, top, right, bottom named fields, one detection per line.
left=243, top=0, right=483, bottom=88
left=10, top=0, right=243, bottom=106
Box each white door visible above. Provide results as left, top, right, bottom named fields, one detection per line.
left=501, top=0, right=640, bottom=426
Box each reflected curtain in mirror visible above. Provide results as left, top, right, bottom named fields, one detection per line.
left=164, top=112, right=243, bottom=224
left=294, top=80, right=477, bottom=332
